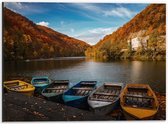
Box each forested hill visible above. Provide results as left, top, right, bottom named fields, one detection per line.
left=85, top=4, right=166, bottom=60
left=3, top=7, right=90, bottom=60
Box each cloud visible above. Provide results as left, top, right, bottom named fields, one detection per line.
left=74, top=3, right=101, bottom=12
left=72, top=3, right=136, bottom=18
left=4, top=2, right=27, bottom=11
left=37, top=21, right=49, bottom=27
left=74, top=27, right=118, bottom=45
left=104, top=7, right=136, bottom=18
left=4, top=2, right=49, bottom=15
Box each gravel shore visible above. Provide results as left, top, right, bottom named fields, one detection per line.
left=3, top=92, right=114, bottom=121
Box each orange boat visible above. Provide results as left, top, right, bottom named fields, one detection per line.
left=120, top=83, right=159, bottom=120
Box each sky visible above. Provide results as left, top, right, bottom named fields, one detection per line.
left=4, top=2, right=149, bottom=45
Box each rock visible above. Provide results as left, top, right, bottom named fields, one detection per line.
left=33, top=111, right=37, bottom=115
left=61, top=108, right=64, bottom=111
left=47, top=108, right=52, bottom=111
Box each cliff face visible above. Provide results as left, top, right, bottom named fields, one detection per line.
left=3, top=8, right=90, bottom=60
left=85, top=4, right=166, bottom=60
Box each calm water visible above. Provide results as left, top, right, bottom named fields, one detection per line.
left=3, top=57, right=166, bottom=93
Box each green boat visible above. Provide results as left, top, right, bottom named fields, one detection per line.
left=42, top=80, right=69, bottom=102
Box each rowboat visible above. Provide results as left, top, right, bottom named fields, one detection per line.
left=120, top=83, right=159, bottom=120
left=62, top=81, right=97, bottom=109
left=3, top=80, right=35, bottom=96
left=31, top=76, right=51, bottom=92
left=42, top=80, right=69, bottom=102
left=88, top=82, right=124, bottom=115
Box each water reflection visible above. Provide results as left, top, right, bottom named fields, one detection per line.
left=3, top=57, right=166, bottom=93
left=130, top=61, right=143, bottom=83
left=3, top=57, right=85, bottom=78
left=130, top=61, right=166, bottom=92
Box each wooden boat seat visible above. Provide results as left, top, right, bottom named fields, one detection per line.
left=90, top=97, right=114, bottom=102
left=81, top=82, right=96, bottom=85
left=104, top=84, right=121, bottom=88
left=127, top=91, right=147, bottom=96
left=128, top=87, right=148, bottom=91
left=94, top=92, right=118, bottom=96
left=34, top=82, right=47, bottom=84
left=128, top=86, right=147, bottom=89
left=53, top=80, right=69, bottom=84
left=10, top=84, right=28, bottom=88
left=46, top=87, right=66, bottom=90
left=124, top=94, right=154, bottom=99
left=53, top=82, right=69, bottom=84
left=5, top=82, right=19, bottom=85
left=72, top=87, right=93, bottom=90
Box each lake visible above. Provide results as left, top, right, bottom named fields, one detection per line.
left=3, top=57, right=166, bottom=93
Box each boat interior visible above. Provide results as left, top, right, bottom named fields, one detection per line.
left=45, top=81, right=69, bottom=94
left=123, top=87, right=154, bottom=109
left=5, top=81, right=29, bottom=90
left=52, top=80, right=69, bottom=84
left=33, top=78, right=49, bottom=84
left=89, top=84, right=122, bottom=102
left=72, top=82, right=96, bottom=96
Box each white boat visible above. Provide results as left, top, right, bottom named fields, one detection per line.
left=88, top=82, right=124, bottom=115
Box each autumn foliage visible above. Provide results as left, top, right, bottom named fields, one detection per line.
left=85, top=4, right=166, bottom=60
left=3, top=7, right=90, bottom=60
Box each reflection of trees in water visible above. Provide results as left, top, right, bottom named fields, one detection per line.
left=4, top=58, right=85, bottom=75
left=130, top=61, right=143, bottom=83
left=85, top=57, right=108, bottom=62
left=130, top=61, right=166, bottom=93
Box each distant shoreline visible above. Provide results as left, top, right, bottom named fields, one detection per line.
left=4, top=56, right=166, bottom=62
left=4, top=56, right=86, bottom=62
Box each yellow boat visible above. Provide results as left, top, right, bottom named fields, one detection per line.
left=120, top=83, right=159, bottom=120
left=3, top=80, right=35, bottom=96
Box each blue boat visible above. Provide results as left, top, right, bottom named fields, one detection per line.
left=62, top=81, right=97, bottom=109
left=31, top=76, right=51, bottom=92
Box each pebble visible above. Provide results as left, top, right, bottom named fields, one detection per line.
left=61, top=108, right=64, bottom=111
left=47, top=108, right=52, bottom=111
